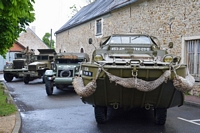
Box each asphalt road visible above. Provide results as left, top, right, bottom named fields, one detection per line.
left=5, top=78, right=200, bottom=133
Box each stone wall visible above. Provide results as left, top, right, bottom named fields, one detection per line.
left=18, top=28, right=49, bottom=55
left=56, top=0, right=200, bottom=96
left=56, top=0, right=200, bottom=59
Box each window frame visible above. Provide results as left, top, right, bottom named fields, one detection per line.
left=95, top=18, right=103, bottom=36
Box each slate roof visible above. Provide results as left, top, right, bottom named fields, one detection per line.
left=55, top=0, right=138, bottom=34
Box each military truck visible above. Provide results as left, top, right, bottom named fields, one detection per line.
left=23, top=49, right=56, bottom=84
left=44, top=52, right=89, bottom=95
left=73, top=34, right=194, bottom=125
left=3, top=47, right=35, bottom=82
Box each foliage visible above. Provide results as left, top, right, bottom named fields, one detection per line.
left=42, top=32, right=55, bottom=49
left=86, top=0, right=96, bottom=3
left=0, top=83, right=16, bottom=116
left=69, top=4, right=80, bottom=17
left=0, top=0, right=35, bottom=58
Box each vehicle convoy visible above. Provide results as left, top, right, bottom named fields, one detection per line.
left=3, top=47, right=35, bottom=82
left=23, top=49, right=56, bottom=84
left=44, top=52, right=90, bottom=95
left=73, top=34, right=195, bottom=125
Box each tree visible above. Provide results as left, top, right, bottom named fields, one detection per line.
left=69, top=4, right=81, bottom=17
left=86, top=0, right=96, bottom=4
left=69, top=0, right=96, bottom=17
left=0, top=0, right=35, bottom=58
left=42, top=32, right=55, bottom=49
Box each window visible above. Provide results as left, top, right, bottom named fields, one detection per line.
left=80, top=48, right=84, bottom=53
left=96, top=19, right=102, bottom=35
left=183, top=36, right=200, bottom=81
left=186, top=40, right=200, bottom=78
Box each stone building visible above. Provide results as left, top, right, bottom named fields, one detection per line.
left=0, top=27, right=49, bottom=71
left=55, top=0, right=200, bottom=80
left=18, top=27, right=49, bottom=55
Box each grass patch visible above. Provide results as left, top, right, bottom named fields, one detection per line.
left=184, top=92, right=191, bottom=95
left=0, top=83, right=16, bottom=116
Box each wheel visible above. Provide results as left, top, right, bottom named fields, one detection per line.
left=42, top=74, right=46, bottom=83
left=94, top=106, right=107, bottom=124
left=23, top=76, right=30, bottom=84
left=154, top=108, right=167, bottom=125
left=4, top=73, right=14, bottom=82
left=45, top=80, right=53, bottom=95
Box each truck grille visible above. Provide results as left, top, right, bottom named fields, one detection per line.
left=13, top=60, right=25, bottom=69
left=58, top=70, right=73, bottom=77
left=28, top=65, right=37, bottom=71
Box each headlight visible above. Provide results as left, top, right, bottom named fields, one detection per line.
left=75, top=67, right=79, bottom=72
left=163, top=55, right=173, bottom=63
left=94, top=55, right=103, bottom=62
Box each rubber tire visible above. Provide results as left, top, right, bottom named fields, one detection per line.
left=23, top=76, right=30, bottom=84
left=4, top=73, right=13, bottom=82
left=45, top=80, right=53, bottom=95
left=42, top=74, right=45, bottom=83
left=154, top=108, right=167, bottom=125
left=94, top=106, right=107, bottom=124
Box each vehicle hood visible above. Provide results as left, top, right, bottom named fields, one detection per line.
left=56, top=64, right=79, bottom=70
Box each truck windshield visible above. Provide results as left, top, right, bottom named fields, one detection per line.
left=36, top=55, right=48, bottom=60
left=107, top=35, right=152, bottom=45
left=15, top=53, right=26, bottom=59
left=56, top=59, right=84, bottom=64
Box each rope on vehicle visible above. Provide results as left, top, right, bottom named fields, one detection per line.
left=102, top=67, right=171, bottom=92
left=73, top=63, right=195, bottom=97
left=173, top=66, right=195, bottom=92
left=73, top=65, right=101, bottom=97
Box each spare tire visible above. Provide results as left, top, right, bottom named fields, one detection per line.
left=60, top=70, right=71, bottom=77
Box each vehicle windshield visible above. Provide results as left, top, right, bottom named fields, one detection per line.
left=106, top=35, right=152, bottom=45
left=36, top=55, right=48, bottom=60
left=55, top=59, right=84, bottom=64
left=15, top=53, right=26, bottom=59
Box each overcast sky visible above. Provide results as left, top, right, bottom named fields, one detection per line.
left=29, top=0, right=88, bottom=40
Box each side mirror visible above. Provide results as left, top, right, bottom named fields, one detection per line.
left=89, top=38, right=93, bottom=44
left=168, top=42, right=173, bottom=49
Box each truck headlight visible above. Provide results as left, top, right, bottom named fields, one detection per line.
left=75, top=67, right=79, bottom=72
left=94, top=55, right=103, bottom=62
left=163, top=55, right=173, bottom=63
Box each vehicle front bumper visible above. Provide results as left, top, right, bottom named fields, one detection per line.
left=4, top=69, right=28, bottom=77
left=54, top=77, right=73, bottom=85
left=22, top=71, right=40, bottom=77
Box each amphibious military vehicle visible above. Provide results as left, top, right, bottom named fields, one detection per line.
left=73, top=34, right=194, bottom=125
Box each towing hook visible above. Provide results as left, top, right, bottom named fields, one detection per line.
left=145, top=103, right=151, bottom=110
left=111, top=103, right=119, bottom=109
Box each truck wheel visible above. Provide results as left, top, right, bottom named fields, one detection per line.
left=23, top=76, right=30, bottom=84
left=94, top=106, right=107, bottom=124
left=4, top=73, right=13, bottom=82
left=42, top=74, right=45, bottom=83
left=45, top=80, right=53, bottom=95
left=154, top=108, right=167, bottom=125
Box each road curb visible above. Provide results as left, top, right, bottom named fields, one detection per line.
left=2, top=81, right=22, bottom=133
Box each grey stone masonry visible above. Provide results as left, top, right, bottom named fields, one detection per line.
left=56, top=0, right=200, bottom=59
left=56, top=0, right=200, bottom=96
